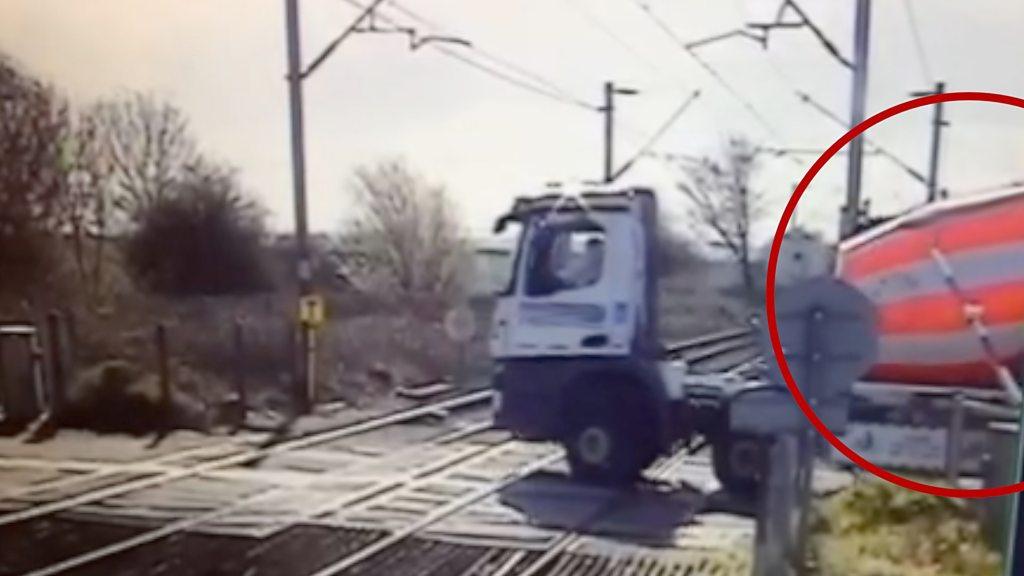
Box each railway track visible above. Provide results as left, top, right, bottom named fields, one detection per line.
left=1, top=331, right=770, bottom=576
left=0, top=390, right=494, bottom=528
left=666, top=327, right=762, bottom=377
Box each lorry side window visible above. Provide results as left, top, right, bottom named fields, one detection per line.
left=495, top=222, right=523, bottom=297
left=525, top=220, right=606, bottom=296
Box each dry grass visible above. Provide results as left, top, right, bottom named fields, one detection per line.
left=2, top=275, right=472, bottom=432
left=810, top=479, right=1002, bottom=576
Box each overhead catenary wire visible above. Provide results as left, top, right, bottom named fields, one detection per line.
left=755, top=0, right=853, bottom=69
left=334, top=0, right=599, bottom=111
left=432, top=43, right=598, bottom=111
left=611, top=89, right=702, bottom=181
left=956, top=179, right=1024, bottom=197
left=368, top=0, right=599, bottom=110
left=693, top=0, right=853, bottom=70
left=628, top=0, right=784, bottom=140
left=302, top=0, right=389, bottom=79
left=902, top=0, right=935, bottom=85
left=559, top=0, right=663, bottom=75
left=795, top=90, right=927, bottom=184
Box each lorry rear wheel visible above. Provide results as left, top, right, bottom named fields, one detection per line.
left=564, top=395, right=655, bottom=485
left=712, top=433, right=765, bottom=496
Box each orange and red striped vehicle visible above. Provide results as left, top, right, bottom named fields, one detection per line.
left=836, top=188, right=1024, bottom=389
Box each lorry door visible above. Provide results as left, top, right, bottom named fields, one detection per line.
left=495, top=211, right=637, bottom=358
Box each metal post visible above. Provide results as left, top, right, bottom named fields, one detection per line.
left=840, top=0, right=872, bottom=240
left=307, top=328, right=317, bottom=407
left=285, top=0, right=314, bottom=413
left=793, top=308, right=824, bottom=574
left=1004, top=409, right=1024, bottom=575
left=754, top=434, right=798, bottom=576
left=603, top=81, right=614, bottom=183
left=946, top=391, right=965, bottom=486
left=45, top=311, right=66, bottom=420
left=600, top=82, right=637, bottom=183
left=922, top=81, right=946, bottom=203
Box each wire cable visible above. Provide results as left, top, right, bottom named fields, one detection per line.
left=956, top=179, right=1024, bottom=197
left=795, top=90, right=927, bottom=184
left=902, top=0, right=935, bottom=85
left=335, top=0, right=599, bottom=111
left=559, top=0, right=663, bottom=74
left=381, top=0, right=598, bottom=110
left=628, top=0, right=783, bottom=139
left=302, top=0, right=389, bottom=79
left=611, top=89, right=702, bottom=181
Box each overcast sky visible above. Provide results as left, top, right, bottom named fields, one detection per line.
left=4, top=0, right=1024, bottom=245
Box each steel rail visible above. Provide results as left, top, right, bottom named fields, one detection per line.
left=664, top=327, right=752, bottom=356
left=0, top=390, right=492, bottom=528
left=307, top=450, right=564, bottom=576
left=25, top=426, right=504, bottom=576
left=0, top=441, right=246, bottom=503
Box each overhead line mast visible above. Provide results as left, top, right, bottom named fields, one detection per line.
left=839, top=0, right=871, bottom=240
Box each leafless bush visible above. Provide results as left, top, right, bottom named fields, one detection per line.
left=340, top=159, right=467, bottom=314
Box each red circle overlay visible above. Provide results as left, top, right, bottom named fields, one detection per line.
left=765, top=91, right=1024, bottom=499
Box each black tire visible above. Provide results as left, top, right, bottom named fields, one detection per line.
left=712, top=433, right=766, bottom=496
left=563, top=392, right=656, bottom=485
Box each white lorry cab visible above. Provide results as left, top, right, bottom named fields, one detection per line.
left=489, top=188, right=767, bottom=491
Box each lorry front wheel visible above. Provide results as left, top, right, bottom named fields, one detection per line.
left=712, top=433, right=765, bottom=496
left=564, top=395, right=655, bottom=485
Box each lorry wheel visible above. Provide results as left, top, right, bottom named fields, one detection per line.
left=564, top=395, right=655, bottom=485
left=712, top=433, right=765, bottom=496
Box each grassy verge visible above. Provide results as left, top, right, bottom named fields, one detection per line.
left=810, top=479, right=1001, bottom=576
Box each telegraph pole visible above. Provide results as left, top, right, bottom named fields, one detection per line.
left=284, top=0, right=314, bottom=413
left=911, top=81, right=948, bottom=203
left=840, top=0, right=871, bottom=240
left=601, top=81, right=637, bottom=183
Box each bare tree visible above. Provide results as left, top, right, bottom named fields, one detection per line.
left=91, top=92, right=198, bottom=223
left=0, top=55, right=69, bottom=291
left=58, top=108, right=116, bottom=296
left=677, top=137, right=766, bottom=298
left=342, top=160, right=466, bottom=306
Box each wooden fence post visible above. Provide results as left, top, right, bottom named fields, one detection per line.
left=0, top=336, right=7, bottom=424
left=28, top=331, right=46, bottom=416
left=233, top=318, right=247, bottom=414
left=155, top=324, right=171, bottom=430
left=46, top=311, right=67, bottom=421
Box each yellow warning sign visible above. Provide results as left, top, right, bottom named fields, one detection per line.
left=299, top=294, right=326, bottom=328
